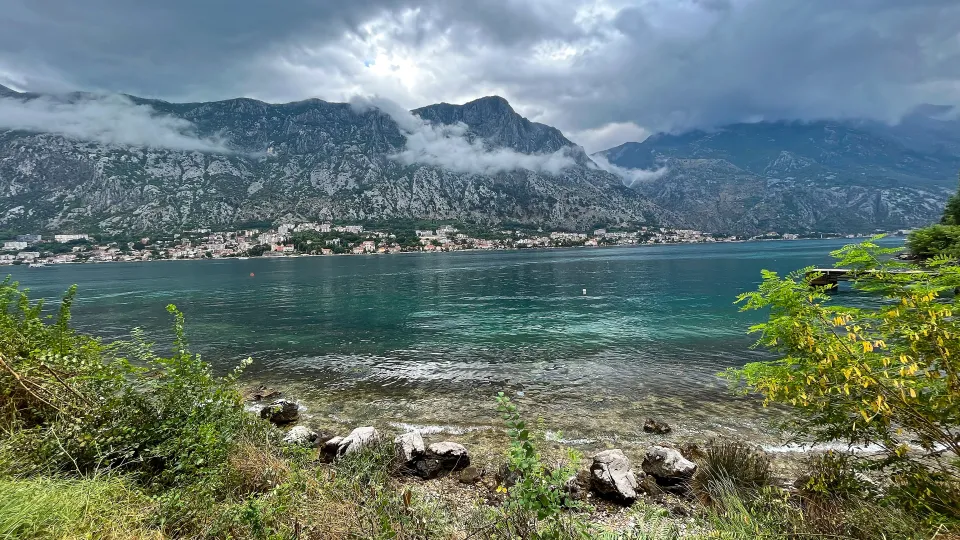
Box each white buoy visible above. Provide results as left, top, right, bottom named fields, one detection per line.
left=582, top=288, right=587, bottom=296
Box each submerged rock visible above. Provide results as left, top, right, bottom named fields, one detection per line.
left=245, top=385, right=282, bottom=402
left=283, top=425, right=319, bottom=446
left=642, top=446, right=697, bottom=485
left=259, top=399, right=299, bottom=425
left=339, top=426, right=381, bottom=455
left=590, top=449, right=639, bottom=503
left=643, top=418, right=672, bottom=435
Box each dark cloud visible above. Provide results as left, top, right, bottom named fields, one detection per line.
left=0, top=0, right=957, bottom=151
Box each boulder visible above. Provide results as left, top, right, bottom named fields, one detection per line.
left=394, top=432, right=426, bottom=464
left=427, top=442, right=471, bottom=471
left=590, top=449, right=639, bottom=503
left=412, top=442, right=471, bottom=479
left=643, top=418, right=672, bottom=435
left=641, top=446, right=697, bottom=485
left=283, top=425, right=319, bottom=446
left=321, top=436, right=344, bottom=462
left=259, top=399, right=299, bottom=424
left=563, top=469, right=592, bottom=501
left=338, top=426, right=381, bottom=455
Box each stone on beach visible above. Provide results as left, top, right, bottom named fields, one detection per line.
left=339, top=426, right=381, bottom=455
left=394, top=432, right=426, bottom=464
left=590, top=449, right=639, bottom=503
left=259, top=399, right=299, bottom=424
left=282, top=425, right=319, bottom=446
left=642, top=446, right=697, bottom=485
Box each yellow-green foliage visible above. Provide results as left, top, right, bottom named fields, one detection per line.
left=727, top=238, right=960, bottom=520
left=0, top=476, right=161, bottom=539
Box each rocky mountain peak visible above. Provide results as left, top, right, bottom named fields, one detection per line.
left=0, top=84, right=20, bottom=97
left=412, top=96, right=578, bottom=156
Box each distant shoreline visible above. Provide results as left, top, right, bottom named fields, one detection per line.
left=4, top=234, right=906, bottom=269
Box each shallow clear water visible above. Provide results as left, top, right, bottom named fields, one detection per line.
left=6, top=238, right=900, bottom=446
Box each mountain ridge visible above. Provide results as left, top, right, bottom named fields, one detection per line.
left=0, top=90, right=668, bottom=234
left=595, top=116, right=960, bottom=234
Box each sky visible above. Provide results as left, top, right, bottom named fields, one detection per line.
left=1, top=0, right=959, bottom=153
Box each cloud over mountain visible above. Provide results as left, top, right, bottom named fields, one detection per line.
left=352, top=96, right=576, bottom=175
left=0, top=93, right=229, bottom=152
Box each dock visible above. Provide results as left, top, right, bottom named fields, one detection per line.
left=806, top=268, right=929, bottom=287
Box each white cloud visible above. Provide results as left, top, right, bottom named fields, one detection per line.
left=351, top=95, right=577, bottom=175
left=0, top=94, right=229, bottom=152
left=590, top=153, right=667, bottom=187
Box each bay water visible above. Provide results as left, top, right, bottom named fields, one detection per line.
left=7, top=238, right=898, bottom=447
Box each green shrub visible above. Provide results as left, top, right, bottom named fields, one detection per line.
left=491, top=392, right=590, bottom=540
left=0, top=279, right=257, bottom=490
left=797, top=451, right=863, bottom=500
left=726, top=239, right=960, bottom=523
left=907, top=224, right=960, bottom=258
left=692, top=439, right=771, bottom=503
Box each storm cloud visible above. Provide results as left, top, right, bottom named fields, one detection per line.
left=352, top=96, right=576, bottom=175
left=0, top=94, right=229, bottom=152
left=1, top=0, right=958, bottom=152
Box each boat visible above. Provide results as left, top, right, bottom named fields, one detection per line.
left=238, top=256, right=249, bottom=260
left=28, top=262, right=47, bottom=268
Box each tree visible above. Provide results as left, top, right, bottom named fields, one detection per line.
left=727, top=239, right=960, bottom=518
left=909, top=171, right=960, bottom=258
left=942, top=172, right=960, bottom=226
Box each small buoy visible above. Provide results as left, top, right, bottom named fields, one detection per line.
left=582, top=288, right=587, bottom=296
left=250, top=272, right=255, bottom=277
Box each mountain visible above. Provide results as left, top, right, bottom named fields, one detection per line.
left=597, top=114, right=960, bottom=234
left=0, top=93, right=666, bottom=234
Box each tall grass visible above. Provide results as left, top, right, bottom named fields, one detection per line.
left=0, top=476, right=161, bottom=539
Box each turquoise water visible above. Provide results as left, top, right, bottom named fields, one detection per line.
left=5, top=239, right=900, bottom=444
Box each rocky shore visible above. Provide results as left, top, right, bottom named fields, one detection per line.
left=244, top=385, right=813, bottom=533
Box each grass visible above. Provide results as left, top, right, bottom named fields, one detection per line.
left=0, top=476, right=161, bottom=539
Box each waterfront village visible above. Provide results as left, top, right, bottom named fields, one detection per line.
left=0, top=223, right=907, bottom=266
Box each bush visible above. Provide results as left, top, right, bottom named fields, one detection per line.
left=0, top=279, right=257, bottom=489
left=907, top=224, right=960, bottom=258
left=490, top=392, right=590, bottom=540
left=726, top=239, right=960, bottom=522
left=692, top=439, right=771, bottom=503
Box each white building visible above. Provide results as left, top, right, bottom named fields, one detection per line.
left=16, top=251, right=40, bottom=261
left=3, top=241, right=27, bottom=251
left=54, top=234, right=90, bottom=243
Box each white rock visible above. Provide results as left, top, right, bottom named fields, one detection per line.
left=338, top=426, right=381, bottom=455
left=394, top=432, right=425, bottom=463
left=641, top=446, right=697, bottom=482
left=590, top=449, right=639, bottom=503
left=282, top=425, right=318, bottom=446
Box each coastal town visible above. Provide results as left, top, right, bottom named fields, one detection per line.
left=0, top=223, right=904, bottom=266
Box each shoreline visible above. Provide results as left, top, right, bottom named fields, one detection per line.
left=3, top=234, right=904, bottom=268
